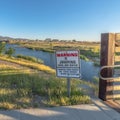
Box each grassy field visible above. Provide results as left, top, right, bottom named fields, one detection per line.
left=0, top=55, right=96, bottom=110
left=9, top=40, right=100, bottom=61
left=9, top=40, right=100, bottom=52
left=8, top=40, right=100, bottom=64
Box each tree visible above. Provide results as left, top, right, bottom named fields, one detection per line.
left=5, top=47, right=15, bottom=57
left=72, top=39, right=76, bottom=42
left=0, top=42, right=6, bottom=55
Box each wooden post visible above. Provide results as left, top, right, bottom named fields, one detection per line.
left=99, top=33, right=115, bottom=101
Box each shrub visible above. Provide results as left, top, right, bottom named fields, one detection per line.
left=0, top=42, right=6, bottom=55
left=5, top=47, right=15, bottom=57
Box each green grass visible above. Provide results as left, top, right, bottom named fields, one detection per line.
left=0, top=54, right=96, bottom=109
left=80, top=54, right=89, bottom=61
left=0, top=63, right=92, bottom=109
left=0, top=72, right=92, bottom=109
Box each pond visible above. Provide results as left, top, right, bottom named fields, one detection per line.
left=6, top=44, right=99, bottom=81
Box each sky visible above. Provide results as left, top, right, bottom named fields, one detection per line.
left=0, top=0, right=120, bottom=41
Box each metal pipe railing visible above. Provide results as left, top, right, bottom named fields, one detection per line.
left=99, top=65, right=120, bottom=80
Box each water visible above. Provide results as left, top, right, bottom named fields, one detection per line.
left=80, top=60, right=99, bottom=81
left=6, top=44, right=99, bottom=81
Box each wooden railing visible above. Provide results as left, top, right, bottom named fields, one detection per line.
left=113, top=33, right=120, bottom=99
left=99, top=33, right=120, bottom=101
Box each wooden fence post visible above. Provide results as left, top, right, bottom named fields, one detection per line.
left=99, top=33, right=115, bottom=100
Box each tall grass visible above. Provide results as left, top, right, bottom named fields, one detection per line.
left=80, top=54, right=89, bottom=61
left=0, top=73, right=91, bottom=109
left=0, top=55, right=93, bottom=109
left=0, top=63, right=91, bottom=109
left=16, top=54, right=44, bottom=64
left=0, top=55, right=55, bottom=74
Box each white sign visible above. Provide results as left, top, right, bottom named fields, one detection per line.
left=56, top=50, right=81, bottom=78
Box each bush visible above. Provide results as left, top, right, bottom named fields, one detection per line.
left=5, top=47, right=15, bottom=57
left=0, top=42, right=6, bottom=55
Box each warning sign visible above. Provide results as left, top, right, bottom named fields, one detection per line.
left=56, top=50, right=81, bottom=78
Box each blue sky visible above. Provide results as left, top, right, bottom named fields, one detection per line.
left=0, top=0, right=120, bottom=41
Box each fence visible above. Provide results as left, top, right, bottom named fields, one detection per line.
left=99, top=33, right=120, bottom=101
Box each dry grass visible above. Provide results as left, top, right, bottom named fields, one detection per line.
left=9, top=40, right=100, bottom=53
left=0, top=55, right=55, bottom=74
